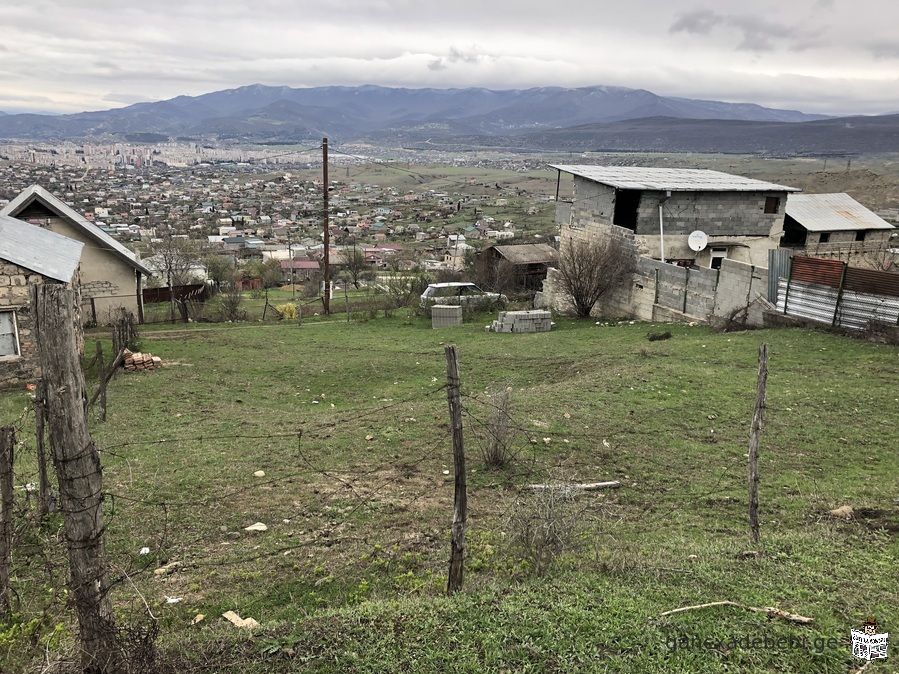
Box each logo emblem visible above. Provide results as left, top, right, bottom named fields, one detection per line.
left=851, top=618, right=888, bottom=661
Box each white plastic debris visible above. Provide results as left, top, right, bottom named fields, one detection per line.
left=139, top=547, right=151, bottom=555
left=244, top=522, right=268, bottom=532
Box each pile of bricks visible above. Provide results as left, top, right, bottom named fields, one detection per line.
left=489, top=310, right=554, bottom=333
left=431, top=304, right=463, bottom=329
left=122, top=349, right=162, bottom=372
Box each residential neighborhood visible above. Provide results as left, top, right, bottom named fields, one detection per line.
left=4, top=145, right=899, bottom=674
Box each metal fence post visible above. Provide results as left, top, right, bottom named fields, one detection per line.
left=832, top=262, right=848, bottom=327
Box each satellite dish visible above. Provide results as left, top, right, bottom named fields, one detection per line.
left=688, top=230, right=708, bottom=252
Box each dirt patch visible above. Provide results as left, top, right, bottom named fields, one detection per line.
left=856, top=507, right=899, bottom=534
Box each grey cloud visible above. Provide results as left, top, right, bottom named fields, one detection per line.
left=447, top=47, right=484, bottom=64
left=671, top=8, right=805, bottom=53
left=727, top=15, right=794, bottom=52
left=428, top=46, right=486, bottom=71
left=670, top=9, right=723, bottom=35
left=93, top=61, right=122, bottom=72
left=869, top=42, right=899, bottom=59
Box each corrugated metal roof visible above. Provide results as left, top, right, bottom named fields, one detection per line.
left=550, top=165, right=800, bottom=193
left=0, top=214, right=83, bottom=283
left=491, top=243, right=558, bottom=265
left=785, top=193, right=895, bottom=232
left=0, top=185, right=153, bottom=276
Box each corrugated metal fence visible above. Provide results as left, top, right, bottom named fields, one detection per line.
left=775, top=256, right=899, bottom=330
left=767, top=249, right=793, bottom=304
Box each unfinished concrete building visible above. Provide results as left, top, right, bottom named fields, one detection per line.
left=551, top=165, right=799, bottom=268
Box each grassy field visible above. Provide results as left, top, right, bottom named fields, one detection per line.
left=1, top=313, right=897, bottom=672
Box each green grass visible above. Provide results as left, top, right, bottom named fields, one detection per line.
left=1, top=315, right=897, bottom=672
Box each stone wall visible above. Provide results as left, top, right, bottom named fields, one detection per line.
left=0, top=259, right=48, bottom=389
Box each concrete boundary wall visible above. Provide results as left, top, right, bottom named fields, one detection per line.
left=545, top=252, right=770, bottom=328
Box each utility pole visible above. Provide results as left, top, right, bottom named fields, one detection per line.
left=322, top=137, right=331, bottom=314
left=288, top=229, right=295, bottom=300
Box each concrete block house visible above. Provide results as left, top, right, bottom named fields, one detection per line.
left=1, top=185, right=153, bottom=324
left=0, top=214, right=84, bottom=389
left=781, top=193, right=895, bottom=268
left=551, top=165, right=799, bottom=268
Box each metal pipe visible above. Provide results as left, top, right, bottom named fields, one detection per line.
left=659, top=191, right=671, bottom=264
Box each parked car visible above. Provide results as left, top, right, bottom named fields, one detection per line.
left=420, top=282, right=507, bottom=309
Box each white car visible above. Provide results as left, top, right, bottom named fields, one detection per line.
left=420, top=282, right=507, bottom=309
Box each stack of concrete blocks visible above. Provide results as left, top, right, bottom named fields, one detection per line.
left=431, top=304, right=463, bottom=329
left=491, top=310, right=553, bottom=333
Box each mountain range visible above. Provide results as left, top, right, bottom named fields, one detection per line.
left=0, top=83, right=896, bottom=154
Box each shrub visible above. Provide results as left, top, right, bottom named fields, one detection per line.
left=275, top=303, right=299, bottom=321
left=505, top=474, right=587, bottom=576
left=474, top=387, right=520, bottom=469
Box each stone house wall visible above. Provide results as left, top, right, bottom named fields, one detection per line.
left=0, top=259, right=53, bottom=389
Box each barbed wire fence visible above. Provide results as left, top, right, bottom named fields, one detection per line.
left=0, top=330, right=759, bottom=671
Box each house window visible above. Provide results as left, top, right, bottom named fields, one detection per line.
left=0, top=311, right=19, bottom=358
left=819, top=233, right=830, bottom=244
left=709, top=247, right=728, bottom=270
left=613, top=189, right=642, bottom=231
left=855, top=231, right=866, bottom=242
left=764, top=197, right=780, bottom=214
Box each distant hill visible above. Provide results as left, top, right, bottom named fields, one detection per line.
left=491, top=114, right=899, bottom=155
left=2, top=83, right=895, bottom=155
left=0, top=83, right=830, bottom=144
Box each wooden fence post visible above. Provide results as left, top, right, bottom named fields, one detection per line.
left=748, top=343, right=768, bottom=544
left=0, top=426, right=14, bottom=616
left=444, top=345, right=467, bottom=595
left=31, top=284, right=119, bottom=673
left=96, top=340, right=107, bottom=422
left=35, top=380, right=51, bottom=518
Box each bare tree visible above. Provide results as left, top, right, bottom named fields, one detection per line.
left=555, top=235, right=636, bottom=318
left=149, top=231, right=202, bottom=322
left=203, top=253, right=234, bottom=295
left=149, top=230, right=201, bottom=287
left=864, top=247, right=899, bottom=272
left=344, top=246, right=373, bottom=289
left=476, top=258, right=519, bottom=296
left=383, top=272, right=429, bottom=316
left=243, top=259, right=281, bottom=290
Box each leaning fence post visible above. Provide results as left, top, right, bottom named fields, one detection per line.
left=0, top=426, right=14, bottom=616
left=35, top=381, right=51, bottom=518
left=96, top=340, right=107, bottom=422
left=444, top=344, right=467, bottom=595
left=748, top=343, right=768, bottom=544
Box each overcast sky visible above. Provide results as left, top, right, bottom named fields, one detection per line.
left=1, top=0, right=896, bottom=117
